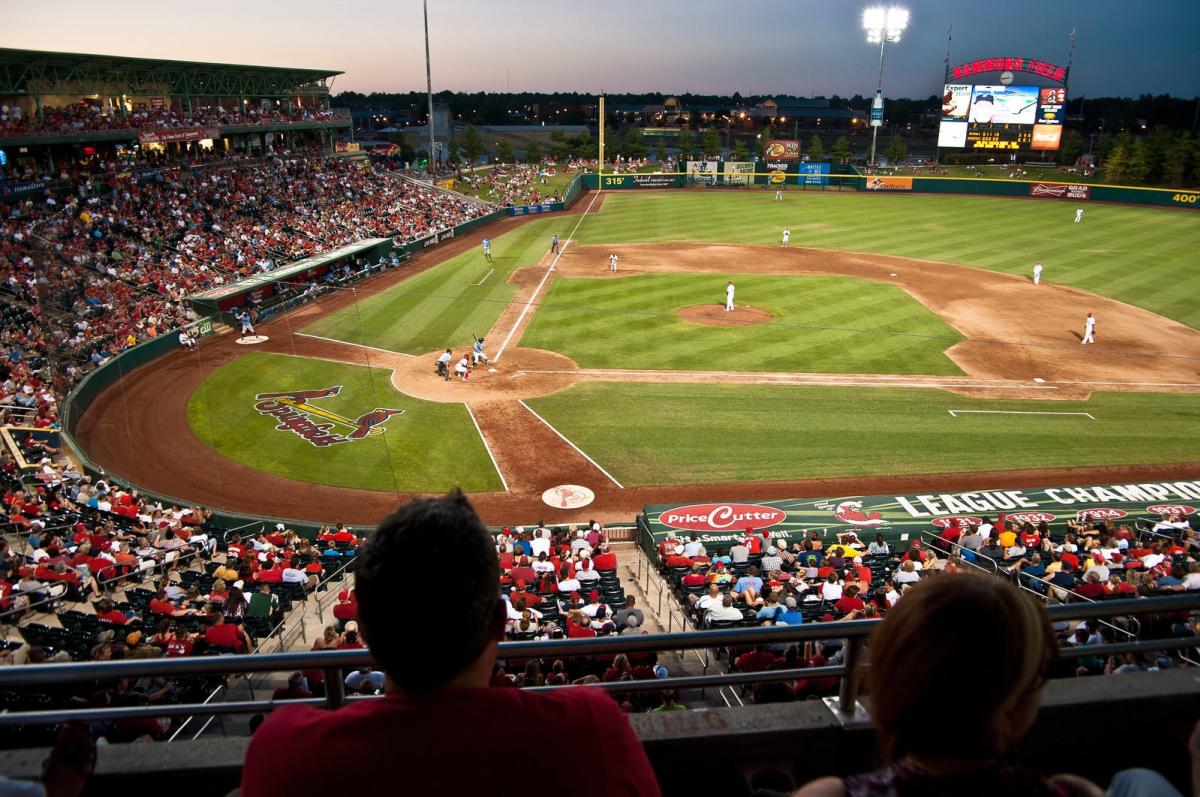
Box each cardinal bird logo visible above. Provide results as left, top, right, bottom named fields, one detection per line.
left=833, top=500, right=889, bottom=527
left=252, top=386, right=405, bottom=448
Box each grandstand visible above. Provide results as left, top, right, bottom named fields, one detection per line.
left=0, top=38, right=1197, bottom=797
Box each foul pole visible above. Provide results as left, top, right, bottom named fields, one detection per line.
left=598, top=95, right=605, bottom=184
left=423, top=0, right=436, bottom=173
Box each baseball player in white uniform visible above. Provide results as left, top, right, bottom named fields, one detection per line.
left=782, top=227, right=790, bottom=245
left=609, top=253, right=618, bottom=272
left=725, top=281, right=735, bottom=312
left=455, top=355, right=472, bottom=380
left=774, top=189, right=783, bottom=201
left=1081, top=312, right=1096, bottom=344
left=1033, top=262, right=1043, bottom=285
left=1074, top=207, right=1084, bottom=223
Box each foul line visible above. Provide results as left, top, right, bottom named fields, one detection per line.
left=296, top=333, right=415, bottom=358
left=948, top=410, right=1096, bottom=420
left=472, top=268, right=494, bottom=286
left=465, top=405, right=509, bottom=492
left=517, top=399, right=624, bottom=488
left=494, top=190, right=602, bottom=362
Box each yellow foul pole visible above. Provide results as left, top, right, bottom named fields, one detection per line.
left=598, top=95, right=605, bottom=187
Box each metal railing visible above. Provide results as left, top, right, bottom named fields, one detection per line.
left=0, top=595, right=1193, bottom=728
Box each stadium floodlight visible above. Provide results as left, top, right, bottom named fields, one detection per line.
left=862, top=5, right=909, bottom=168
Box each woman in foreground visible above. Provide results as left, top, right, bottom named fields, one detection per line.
left=793, top=573, right=1190, bottom=797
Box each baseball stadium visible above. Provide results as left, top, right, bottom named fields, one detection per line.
left=0, top=3, right=1199, bottom=794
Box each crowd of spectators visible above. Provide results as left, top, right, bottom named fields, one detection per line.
left=659, top=511, right=1199, bottom=704
left=459, top=162, right=565, bottom=206
left=0, top=462, right=360, bottom=744
left=0, top=149, right=490, bottom=427
left=0, top=101, right=341, bottom=138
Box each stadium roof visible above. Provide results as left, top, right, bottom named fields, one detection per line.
left=0, top=49, right=342, bottom=97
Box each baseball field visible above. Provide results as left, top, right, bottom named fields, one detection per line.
left=76, top=187, right=1200, bottom=523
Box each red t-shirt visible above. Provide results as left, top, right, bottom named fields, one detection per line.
left=256, top=568, right=283, bottom=583
left=592, top=552, right=618, bottom=570
left=97, top=609, right=127, bottom=625
left=241, top=687, right=659, bottom=797
left=834, top=597, right=866, bottom=615
left=205, top=623, right=244, bottom=651
left=332, top=602, right=357, bottom=621
left=150, top=598, right=175, bottom=615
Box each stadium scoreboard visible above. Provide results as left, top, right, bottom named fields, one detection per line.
left=938, top=84, right=1065, bottom=152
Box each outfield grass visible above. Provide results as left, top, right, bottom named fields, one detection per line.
left=187, top=353, right=501, bottom=492
left=302, top=215, right=564, bottom=353
left=574, top=191, right=1200, bottom=329
left=521, top=274, right=963, bottom=374
left=527, top=382, right=1200, bottom=486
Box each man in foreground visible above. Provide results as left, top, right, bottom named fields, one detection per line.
left=241, top=491, right=659, bottom=796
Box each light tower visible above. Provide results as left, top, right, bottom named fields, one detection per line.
left=862, top=6, right=909, bottom=168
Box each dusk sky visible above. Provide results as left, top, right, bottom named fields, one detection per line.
left=4, top=0, right=1198, bottom=99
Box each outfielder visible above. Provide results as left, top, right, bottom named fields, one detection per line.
left=774, top=189, right=783, bottom=201
left=482, top=238, right=493, bottom=261
left=1081, top=312, right=1096, bottom=344
left=782, top=227, right=790, bottom=245
left=1033, top=262, right=1043, bottom=285
left=609, top=253, right=618, bottom=272
left=1074, top=207, right=1084, bottom=223
left=725, top=281, right=735, bottom=312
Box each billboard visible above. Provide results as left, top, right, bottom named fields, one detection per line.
left=865, top=176, right=912, bottom=191
left=798, top=162, right=830, bottom=186
left=722, top=161, right=754, bottom=186
left=765, top=161, right=789, bottom=184
left=1030, top=183, right=1090, bottom=200
left=938, top=82, right=1063, bottom=151
left=686, top=160, right=718, bottom=185
left=763, top=140, right=800, bottom=161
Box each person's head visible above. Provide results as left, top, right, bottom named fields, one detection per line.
left=866, top=574, right=1053, bottom=763
left=356, top=492, right=501, bottom=692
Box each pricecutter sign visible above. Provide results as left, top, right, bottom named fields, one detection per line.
left=643, top=480, right=1200, bottom=549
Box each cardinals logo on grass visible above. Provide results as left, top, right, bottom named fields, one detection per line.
left=834, top=500, right=889, bottom=527
left=252, top=386, right=404, bottom=448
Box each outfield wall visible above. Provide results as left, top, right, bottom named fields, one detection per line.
left=580, top=170, right=1200, bottom=209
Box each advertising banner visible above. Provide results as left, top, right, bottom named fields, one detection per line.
left=722, top=161, right=754, bottom=186
left=507, top=201, right=562, bottom=216
left=138, top=127, right=221, bottom=144
left=1031, top=125, right=1064, bottom=151
left=798, top=163, right=830, bottom=186
left=0, top=179, right=47, bottom=197
left=865, top=175, right=913, bottom=191
left=1030, top=183, right=1090, bottom=200
left=765, top=161, right=790, bottom=185
left=686, top=160, right=718, bottom=185
left=631, top=173, right=679, bottom=188
left=763, top=140, right=800, bottom=161
left=643, top=479, right=1200, bottom=549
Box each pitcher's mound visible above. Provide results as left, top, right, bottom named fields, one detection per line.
left=678, top=304, right=772, bottom=327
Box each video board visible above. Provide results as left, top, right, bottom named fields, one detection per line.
left=938, top=84, right=1064, bottom=151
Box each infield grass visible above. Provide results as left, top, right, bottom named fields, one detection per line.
left=521, top=273, right=963, bottom=373
left=526, top=382, right=1200, bottom=486
left=187, top=352, right=502, bottom=492
left=302, top=215, right=563, bottom=354
left=574, top=191, right=1200, bottom=329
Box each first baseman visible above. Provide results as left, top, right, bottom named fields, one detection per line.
left=725, top=281, right=735, bottom=312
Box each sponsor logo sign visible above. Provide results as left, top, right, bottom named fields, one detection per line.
left=658, top=503, right=787, bottom=533
left=834, top=500, right=889, bottom=527
left=542, top=484, right=595, bottom=509
left=630, top=173, right=678, bottom=188
left=1146, top=504, right=1195, bottom=516
left=508, top=202, right=561, bottom=216
left=764, top=140, right=800, bottom=161
left=138, top=127, right=221, bottom=144
left=419, top=227, right=456, bottom=248
left=1030, top=183, right=1090, bottom=200
left=0, top=179, right=46, bottom=198
left=252, top=386, right=404, bottom=448
left=765, top=161, right=790, bottom=184
left=1075, top=508, right=1127, bottom=522
left=1005, top=512, right=1057, bottom=525
left=931, top=516, right=982, bottom=528
left=865, top=176, right=913, bottom=191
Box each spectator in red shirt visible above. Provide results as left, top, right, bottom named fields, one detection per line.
left=332, top=590, right=357, bottom=622
left=204, top=613, right=249, bottom=653
left=241, top=491, right=658, bottom=797
left=94, top=598, right=131, bottom=625
left=592, top=548, right=618, bottom=571
left=834, top=585, right=867, bottom=617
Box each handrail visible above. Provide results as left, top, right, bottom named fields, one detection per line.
left=0, top=595, right=1192, bottom=727
left=917, top=530, right=998, bottom=575
left=0, top=595, right=1193, bottom=687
